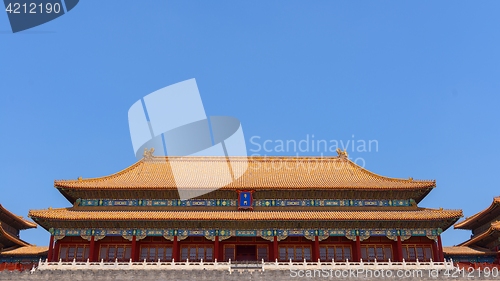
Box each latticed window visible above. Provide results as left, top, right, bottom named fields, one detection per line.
left=319, top=245, right=352, bottom=261
left=257, top=246, right=268, bottom=261
left=278, top=246, right=311, bottom=261
left=99, top=245, right=131, bottom=262
left=401, top=245, right=433, bottom=261
left=180, top=245, right=213, bottom=261
left=360, top=245, right=392, bottom=262
left=224, top=245, right=235, bottom=261
left=140, top=246, right=173, bottom=261
left=59, top=244, right=90, bottom=262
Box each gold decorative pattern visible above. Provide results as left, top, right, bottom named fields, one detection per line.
left=317, top=234, right=329, bottom=241
left=163, top=235, right=175, bottom=241
left=53, top=235, right=65, bottom=241
left=260, top=236, right=274, bottom=242
left=304, top=235, right=315, bottom=241
left=400, top=234, right=411, bottom=241
left=218, top=235, right=231, bottom=241
left=177, top=235, right=188, bottom=241
left=122, top=235, right=134, bottom=241
left=80, top=235, right=92, bottom=241
left=426, top=235, right=438, bottom=241
left=94, top=234, right=106, bottom=241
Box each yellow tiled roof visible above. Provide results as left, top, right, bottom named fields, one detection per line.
left=28, top=208, right=462, bottom=221
left=455, top=197, right=500, bottom=229
left=459, top=221, right=500, bottom=247
left=0, top=223, right=30, bottom=247
left=54, top=156, right=435, bottom=190
left=0, top=245, right=48, bottom=256
left=443, top=246, right=497, bottom=256
left=0, top=204, right=37, bottom=229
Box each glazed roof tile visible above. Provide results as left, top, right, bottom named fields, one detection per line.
left=459, top=221, right=500, bottom=247
left=0, top=204, right=37, bottom=229
left=0, top=245, right=48, bottom=256
left=0, top=223, right=30, bottom=247
left=28, top=208, right=462, bottom=221
left=443, top=246, right=498, bottom=256
left=455, top=197, right=500, bottom=229
left=54, top=156, right=435, bottom=190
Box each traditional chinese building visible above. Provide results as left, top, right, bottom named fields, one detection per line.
left=0, top=204, right=47, bottom=270
left=28, top=151, right=462, bottom=263
left=444, top=197, right=500, bottom=264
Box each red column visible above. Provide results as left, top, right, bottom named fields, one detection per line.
left=314, top=236, right=320, bottom=261
left=47, top=235, right=54, bottom=262
left=214, top=236, right=219, bottom=262
left=437, top=235, right=444, bottom=262
left=131, top=236, right=137, bottom=262
left=88, top=236, right=95, bottom=262
left=432, top=240, right=438, bottom=262
left=273, top=236, right=278, bottom=261
left=355, top=236, right=361, bottom=262
left=53, top=240, right=60, bottom=262
left=396, top=236, right=403, bottom=262
left=173, top=236, right=178, bottom=261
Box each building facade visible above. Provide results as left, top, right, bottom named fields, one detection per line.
left=0, top=204, right=47, bottom=270
left=29, top=151, right=462, bottom=263
left=444, top=197, right=500, bottom=264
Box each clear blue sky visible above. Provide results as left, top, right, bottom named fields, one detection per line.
left=1, top=1, right=499, bottom=247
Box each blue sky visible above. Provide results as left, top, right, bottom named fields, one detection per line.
left=1, top=1, right=499, bottom=247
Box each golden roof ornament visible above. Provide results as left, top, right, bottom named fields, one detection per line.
left=336, top=148, right=348, bottom=158
left=143, top=148, right=155, bottom=160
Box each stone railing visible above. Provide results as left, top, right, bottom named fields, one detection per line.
left=36, top=258, right=457, bottom=272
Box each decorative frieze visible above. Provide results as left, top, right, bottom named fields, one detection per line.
left=78, top=198, right=414, bottom=208
left=50, top=227, right=440, bottom=242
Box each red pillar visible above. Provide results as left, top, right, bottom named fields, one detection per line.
left=131, top=236, right=137, bottom=262
left=314, top=236, right=320, bottom=261
left=355, top=236, right=361, bottom=262
left=88, top=236, right=95, bottom=262
left=214, top=236, right=219, bottom=261
left=432, top=240, right=439, bottom=262
left=437, top=235, right=444, bottom=262
left=53, top=240, right=60, bottom=262
left=396, top=236, right=403, bottom=262
left=47, top=235, right=54, bottom=262
left=273, top=236, right=278, bottom=261
left=173, top=236, right=178, bottom=261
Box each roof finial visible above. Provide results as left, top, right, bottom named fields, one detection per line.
left=143, top=148, right=155, bottom=160
left=336, top=148, right=348, bottom=158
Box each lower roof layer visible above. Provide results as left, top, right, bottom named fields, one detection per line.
left=29, top=207, right=462, bottom=222
left=443, top=246, right=498, bottom=256
left=0, top=223, right=30, bottom=248
left=0, top=245, right=48, bottom=256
